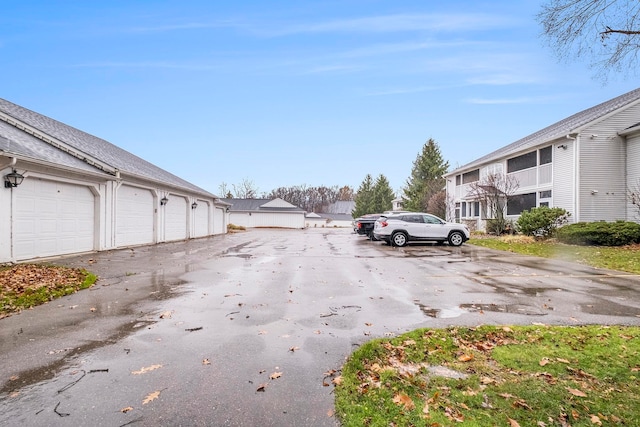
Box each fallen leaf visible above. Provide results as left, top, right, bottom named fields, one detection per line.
left=365, top=322, right=373, bottom=327
left=571, top=409, right=580, bottom=420
left=392, top=393, right=415, bottom=410
left=270, top=372, right=282, bottom=380
left=590, top=415, right=602, bottom=425
left=556, top=358, right=570, bottom=364
left=159, top=311, right=172, bottom=319
left=327, top=409, right=334, bottom=417
left=331, top=376, right=343, bottom=386
left=509, top=418, right=521, bottom=427
left=142, top=391, right=161, bottom=404
left=202, top=359, right=211, bottom=365
left=539, top=358, right=550, bottom=366
left=90, top=307, right=96, bottom=312
left=121, top=406, right=133, bottom=413
left=289, top=346, right=300, bottom=352
left=567, top=387, right=587, bottom=397
left=458, top=354, right=474, bottom=362
left=132, top=364, right=162, bottom=375
left=256, top=384, right=267, bottom=392
left=258, top=330, right=268, bottom=335
left=9, top=375, right=18, bottom=381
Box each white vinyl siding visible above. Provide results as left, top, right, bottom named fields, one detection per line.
left=627, top=134, right=640, bottom=221
left=13, top=178, right=95, bottom=260
left=116, top=185, right=154, bottom=247
left=578, top=107, right=638, bottom=221
left=230, top=212, right=305, bottom=229
left=553, top=139, right=575, bottom=220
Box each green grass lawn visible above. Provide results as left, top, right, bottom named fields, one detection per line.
left=335, top=325, right=640, bottom=426
left=469, top=236, right=640, bottom=275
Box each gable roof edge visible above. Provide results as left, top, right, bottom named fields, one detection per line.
left=0, top=111, right=118, bottom=175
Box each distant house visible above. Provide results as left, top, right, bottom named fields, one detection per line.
left=222, top=198, right=306, bottom=229
left=303, top=200, right=355, bottom=228
left=445, top=88, right=640, bottom=231
left=0, top=98, right=228, bottom=263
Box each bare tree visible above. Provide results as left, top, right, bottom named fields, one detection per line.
left=537, top=0, right=640, bottom=80
left=232, top=178, right=259, bottom=199
left=426, top=189, right=447, bottom=219
left=466, top=173, right=520, bottom=234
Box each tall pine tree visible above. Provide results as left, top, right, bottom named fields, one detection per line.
left=372, top=174, right=394, bottom=213
left=352, top=174, right=375, bottom=218
left=403, top=139, right=449, bottom=213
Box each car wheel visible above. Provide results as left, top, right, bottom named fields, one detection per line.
left=391, top=231, right=408, bottom=247
left=448, top=231, right=464, bottom=247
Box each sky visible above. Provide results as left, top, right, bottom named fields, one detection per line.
left=1, top=1, right=638, bottom=196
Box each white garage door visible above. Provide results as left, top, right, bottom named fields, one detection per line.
left=165, top=196, right=187, bottom=241
left=193, top=200, right=209, bottom=238
left=13, top=178, right=95, bottom=261
left=213, top=207, right=225, bottom=234
left=116, top=185, right=154, bottom=247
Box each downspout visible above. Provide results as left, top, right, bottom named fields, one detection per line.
left=565, top=134, right=578, bottom=222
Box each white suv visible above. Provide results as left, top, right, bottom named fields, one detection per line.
left=373, top=213, right=470, bottom=247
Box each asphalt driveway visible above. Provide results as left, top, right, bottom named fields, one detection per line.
left=1, top=228, right=639, bottom=426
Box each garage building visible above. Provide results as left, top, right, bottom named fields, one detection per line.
left=0, top=98, right=228, bottom=263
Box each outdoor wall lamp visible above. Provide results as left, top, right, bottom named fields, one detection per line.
left=4, top=170, right=25, bottom=188
left=160, top=196, right=169, bottom=206
left=225, top=206, right=230, bottom=213
left=557, top=144, right=567, bottom=150
left=191, top=202, right=198, bottom=209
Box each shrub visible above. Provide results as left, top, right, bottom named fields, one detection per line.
left=556, top=221, right=640, bottom=246
left=516, top=206, right=570, bottom=238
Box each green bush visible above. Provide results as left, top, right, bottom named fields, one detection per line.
left=516, top=206, right=570, bottom=238
left=556, top=221, right=640, bottom=246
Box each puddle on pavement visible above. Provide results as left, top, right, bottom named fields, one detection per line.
left=460, top=303, right=550, bottom=316
left=416, top=303, right=467, bottom=319
left=0, top=319, right=155, bottom=395
left=581, top=300, right=640, bottom=317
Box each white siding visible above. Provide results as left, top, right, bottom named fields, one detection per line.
left=578, top=105, right=640, bottom=221
left=14, top=178, right=95, bottom=260
left=116, top=185, right=154, bottom=247
left=229, top=212, right=305, bottom=229
left=627, top=134, right=640, bottom=221
left=553, top=139, right=576, bottom=220
left=165, top=195, right=188, bottom=241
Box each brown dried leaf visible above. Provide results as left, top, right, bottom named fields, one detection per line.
left=539, top=358, right=550, bottom=366
left=121, top=406, right=134, bottom=413
left=392, top=393, right=415, bottom=410
left=202, top=359, right=211, bottom=365
left=142, top=391, right=161, bottom=404
left=270, top=372, right=282, bottom=380
left=556, top=358, right=571, bottom=364
left=159, top=311, right=172, bottom=319
left=567, top=387, right=587, bottom=397
left=331, top=375, right=343, bottom=386
left=590, top=415, right=602, bottom=425
left=458, top=354, right=474, bottom=362
left=256, top=383, right=267, bottom=392
left=509, top=418, right=521, bottom=427
left=132, top=364, right=162, bottom=375
left=289, top=346, right=300, bottom=352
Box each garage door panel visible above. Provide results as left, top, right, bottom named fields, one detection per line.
left=165, top=196, right=187, bottom=241
left=14, top=178, right=95, bottom=260
left=116, top=186, right=154, bottom=246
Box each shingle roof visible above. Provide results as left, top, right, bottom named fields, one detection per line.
left=448, top=87, right=640, bottom=175
left=222, top=198, right=305, bottom=212
left=0, top=98, right=215, bottom=197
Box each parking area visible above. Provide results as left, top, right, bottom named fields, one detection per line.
left=1, top=228, right=639, bottom=426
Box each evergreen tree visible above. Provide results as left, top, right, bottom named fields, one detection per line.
left=403, top=139, right=449, bottom=212
left=372, top=174, right=394, bottom=213
left=352, top=174, right=375, bottom=218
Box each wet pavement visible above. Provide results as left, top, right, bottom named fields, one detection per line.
left=1, top=228, right=640, bottom=426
